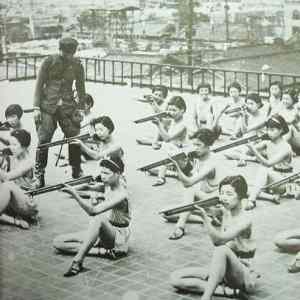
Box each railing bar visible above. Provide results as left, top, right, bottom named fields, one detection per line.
left=140, top=64, right=142, bottom=87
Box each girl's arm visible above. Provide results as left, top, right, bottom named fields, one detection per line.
left=170, top=156, right=215, bottom=188
left=62, top=184, right=128, bottom=216
left=247, top=143, right=290, bottom=167
left=0, top=159, right=33, bottom=181
left=156, top=121, right=186, bottom=142
left=197, top=207, right=251, bottom=246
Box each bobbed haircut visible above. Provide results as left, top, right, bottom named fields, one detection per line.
left=5, top=104, right=23, bottom=119
left=11, top=129, right=31, bottom=148
left=269, top=81, right=283, bottom=91
left=152, top=85, right=168, bottom=99
left=228, top=81, right=242, bottom=93
left=246, top=93, right=263, bottom=108
left=219, top=175, right=248, bottom=200
left=168, top=96, right=186, bottom=112
left=99, top=155, right=124, bottom=174
left=196, top=83, right=212, bottom=94
left=190, top=128, right=216, bottom=147
left=91, top=116, right=115, bottom=133
left=83, top=93, right=94, bottom=108
left=282, top=88, right=298, bottom=104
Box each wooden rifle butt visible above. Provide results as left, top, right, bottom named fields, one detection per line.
left=23, top=108, right=34, bottom=113
left=262, top=172, right=300, bottom=192
left=159, top=196, right=220, bottom=216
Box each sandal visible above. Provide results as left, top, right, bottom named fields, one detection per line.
left=14, top=218, right=29, bottom=230
left=169, top=227, right=185, bottom=240
left=63, top=260, right=83, bottom=277
left=152, top=177, right=166, bottom=187
left=98, top=248, right=127, bottom=260
left=271, top=195, right=280, bottom=205
left=288, top=258, right=300, bottom=273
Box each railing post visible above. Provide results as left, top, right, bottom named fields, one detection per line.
left=159, top=66, right=162, bottom=86
left=150, top=64, right=153, bottom=87
left=223, top=71, right=226, bottom=96
left=139, top=63, right=142, bottom=87
left=257, top=73, right=260, bottom=93
left=130, top=62, right=133, bottom=87
left=212, top=70, right=215, bottom=95
left=180, top=68, right=183, bottom=93
left=103, top=60, right=106, bottom=82
left=6, top=59, right=9, bottom=80
left=245, top=72, right=249, bottom=96
left=24, top=57, right=28, bottom=79
left=34, top=57, right=37, bottom=78
left=112, top=61, right=115, bottom=84
left=85, top=58, right=88, bottom=80
left=121, top=62, right=124, bottom=84
left=94, top=59, right=96, bottom=81
left=16, top=58, right=18, bottom=80
left=169, top=66, right=173, bottom=90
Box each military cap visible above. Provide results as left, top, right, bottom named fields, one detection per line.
left=59, top=37, right=78, bottom=54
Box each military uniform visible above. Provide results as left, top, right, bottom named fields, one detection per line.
left=34, top=38, right=86, bottom=185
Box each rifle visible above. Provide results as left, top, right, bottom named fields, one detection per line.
left=38, top=133, right=91, bottom=150
left=262, top=171, right=300, bottom=193
left=137, top=133, right=268, bottom=172
left=159, top=196, right=220, bottom=216
left=134, top=112, right=169, bottom=124
left=25, top=175, right=95, bottom=197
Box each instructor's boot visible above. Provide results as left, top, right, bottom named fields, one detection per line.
left=72, top=167, right=83, bottom=179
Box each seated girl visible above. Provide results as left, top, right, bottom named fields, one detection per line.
left=245, top=114, right=293, bottom=209
left=0, top=129, right=38, bottom=229
left=151, top=96, right=188, bottom=186
left=170, top=175, right=259, bottom=300
left=164, top=129, right=221, bottom=240
left=53, top=156, right=131, bottom=277
left=224, top=93, right=268, bottom=166
left=274, top=228, right=300, bottom=273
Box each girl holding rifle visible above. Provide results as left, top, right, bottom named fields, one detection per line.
left=165, top=128, right=221, bottom=240
left=245, top=114, right=293, bottom=209
left=0, top=129, right=38, bottom=229
left=53, top=156, right=131, bottom=277
left=170, top=175, right=259, bottom=300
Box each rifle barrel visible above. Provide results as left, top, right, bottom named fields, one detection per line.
left=134, top=112, right=168, bottom=124
left=38, top=133, right=90, bottom=149
left=159, top=196, right=219, bottom=216
left=262, top=172, right=300, bottom=192
left=26, top=175, right=94, bottom=197
left=23, top=108, right=34, bottom=113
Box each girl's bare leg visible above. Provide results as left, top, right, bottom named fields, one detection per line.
left=201, top=246, right=246, bottom=300
left=170, top=267, right=208, bottom=293
left=274, top=229, right=300, bottom=252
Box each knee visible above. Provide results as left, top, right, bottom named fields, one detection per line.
left=274, top=234, right=286, bottom=250
left=53, top=235, right=65, bottom=250
left=214, top=245, right=230, bottom=257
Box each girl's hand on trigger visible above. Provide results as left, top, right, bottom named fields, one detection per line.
left=193, top=205, right=206, bottom=218
left=151, top=117, right=160, bottom=125
left=61, top=184, right=76, bottom=195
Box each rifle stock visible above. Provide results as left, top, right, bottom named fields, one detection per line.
left=26, top=175, right=95, bottom=197
left=159, top=196, right=220, bottom=216
left=38, top=133, right=90, bottom=150
left=138, top=134, right=267, bottom=171
left=262, top=171, right=300, bottom=192
left=134, top=112, right=169, bottom=124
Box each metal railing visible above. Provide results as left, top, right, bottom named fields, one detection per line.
left=1, top=55, right=300, bottom=97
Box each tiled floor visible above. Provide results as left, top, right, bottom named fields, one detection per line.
left=1, top=81, right=300, bottom=299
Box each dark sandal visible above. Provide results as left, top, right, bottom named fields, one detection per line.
left=288, top=258, right=300, bottom=273
left=169, top=227, right=185, bottom=240
left=63, top=261, right=83, bottom=277
left=98, top=248, right=127, bottom=260
left=245, top=201, right=256, bottom=211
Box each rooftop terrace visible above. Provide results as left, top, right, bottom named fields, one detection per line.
left=1, top=73, right=300, bottom=300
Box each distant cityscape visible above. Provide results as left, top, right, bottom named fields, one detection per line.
left=1, top=0, right=300, bottom=68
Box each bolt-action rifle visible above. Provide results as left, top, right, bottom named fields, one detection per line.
left=25, top=175, right=96, bottom=197
left=134, top=111, right=170, bottom=124
left=159, top=196, right=220, bottom=216
left=137, top=133, right=268, bottom=172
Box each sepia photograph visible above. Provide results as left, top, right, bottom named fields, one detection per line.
left=1, top=0, right=300, bottom=299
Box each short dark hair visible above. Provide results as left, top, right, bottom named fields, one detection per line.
left=246, top=93, right=263, bottom=108
left=91, top=116, right=115, bottom=133
left=283, top=88, right=298, bottom=104
left=168, top=96, right=186, bottom=112
left=83, top=94, right=94, bottom=108
left=269, top=81, right=283, bottom=92
left=11, top=129, right=31, bottom=148
left=152, top=85, right=168, bottom=99
left=59, top=37, right=78, bottom=54
left=228, top=81, right=242, bottom=93
left=190, top=128, right=216, bottom=146
left=99, top=155, right=124, bottom=174
left=219, top=175, right=248, bottom=200
left=196, top=83, right=212, bottom=94
left=266, top=114, right=289, bottom=135
left=5, top=104, right=23, bottom=120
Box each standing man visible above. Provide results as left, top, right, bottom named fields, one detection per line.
left=33, top=37, right=86, bottom=188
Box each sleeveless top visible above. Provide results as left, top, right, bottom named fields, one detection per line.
left=191, top=153, right=221, bottom=193
left=194, top=98, right=214, bottom=129
left=222, top=212, right=256, bottom=259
